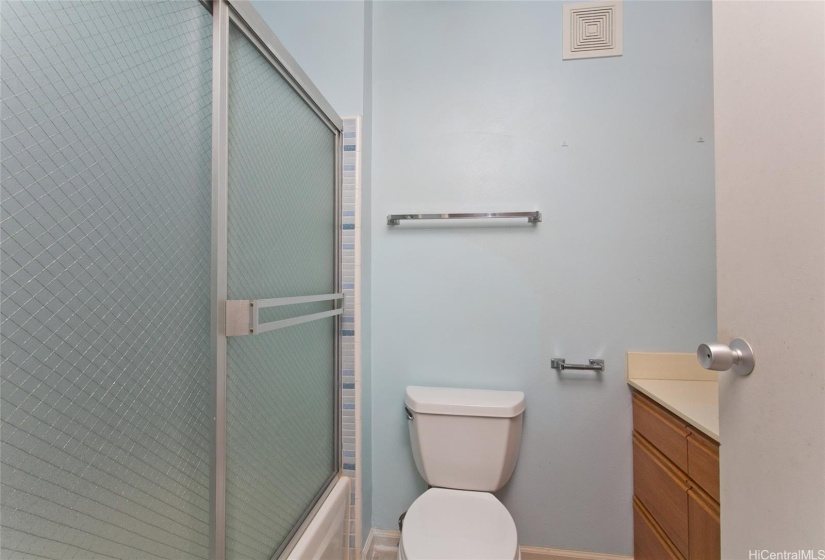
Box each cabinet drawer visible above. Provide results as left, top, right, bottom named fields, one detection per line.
left=632, top=391, right=690, bottom=472
left=687, top=431, right=720, bottom=501
left=688, top=488, right=721, bottom=560
left=633, top=434, right=690, bottom=558
left=634, top=497, right=684, bottom=560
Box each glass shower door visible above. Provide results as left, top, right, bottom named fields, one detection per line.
left=220, top=16, right=340, bottom=560
left=1, top=2, right=214, bottom=558
left=1, top=1, right=342, bottom=557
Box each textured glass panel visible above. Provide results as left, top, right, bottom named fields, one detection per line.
left=225, top=22, right=336, bottom=560
left=0, top=2, right=212, bottom=559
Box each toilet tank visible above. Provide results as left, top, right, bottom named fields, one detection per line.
left=404, top=386, right=526, bottom=492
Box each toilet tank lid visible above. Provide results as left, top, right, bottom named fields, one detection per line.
left=405, top=386, right=525, bottom=418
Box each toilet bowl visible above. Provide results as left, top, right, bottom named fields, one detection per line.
left=398, top=386, right=526, bottom=560
left=397, top=488, right=520, bottom=560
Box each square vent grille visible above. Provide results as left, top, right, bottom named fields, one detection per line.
left=563, top=1, right=623, bottom=60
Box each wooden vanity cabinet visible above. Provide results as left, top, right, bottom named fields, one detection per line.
left=632, top=391, right=720, bottom=560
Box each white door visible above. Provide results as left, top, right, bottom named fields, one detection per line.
left=712, top=1, right=825, bottom=558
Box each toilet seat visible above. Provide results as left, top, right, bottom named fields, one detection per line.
left=398, top=488, right=519, bottom=560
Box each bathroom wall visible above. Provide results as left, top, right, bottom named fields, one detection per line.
left=252, top=0, right=365, bottom=117
left=360, top=1, right=374, bottom=540
left=369, top=1, right=716, bottom=555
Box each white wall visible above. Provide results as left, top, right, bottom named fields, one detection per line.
left=713, top=1, right=825, bottom=556
left=369, top=1, right=716, bottom=554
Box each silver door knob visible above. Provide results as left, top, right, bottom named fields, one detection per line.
left=697, top=338, right=755, bottom=376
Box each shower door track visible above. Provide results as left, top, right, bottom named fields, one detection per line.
left=209, top=1, right=344, bottom=559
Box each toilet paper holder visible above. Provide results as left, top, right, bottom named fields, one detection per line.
left=551, top=358, right=605, bottom=372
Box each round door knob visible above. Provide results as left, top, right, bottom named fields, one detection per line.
left=697, top=338, right=755, bottom=376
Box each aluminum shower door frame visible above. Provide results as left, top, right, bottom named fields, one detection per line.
left=209, top=1, right=344, bottom=558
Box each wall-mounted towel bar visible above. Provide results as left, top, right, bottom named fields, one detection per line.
left=387, top=211, right=542, bottom=226
left=226, top=293, right=343, bottom=336
left=551, top=358, right=605, bottom=372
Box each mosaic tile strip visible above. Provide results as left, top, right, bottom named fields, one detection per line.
left=340, top=115, right=362, bottom=559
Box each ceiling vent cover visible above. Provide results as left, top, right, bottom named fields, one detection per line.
left=563, top=1, right=623, bottom=60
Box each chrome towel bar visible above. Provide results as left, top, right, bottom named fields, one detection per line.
left=226, top=293, right=343, bottom=336
left=387, top=211, right=541, bottom=226
left=551, top=358, right=605, bottom=372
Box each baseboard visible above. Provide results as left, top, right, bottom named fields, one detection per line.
left=520, top=545, right=632, bottom=560
left=362, top=529, right=400, bottom=560
left=360, top=528, right=373, bottom=560
left=362, top=528, right=632, bottom=560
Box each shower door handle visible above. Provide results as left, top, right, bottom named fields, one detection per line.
left=225, top=293, right=344, bottom=336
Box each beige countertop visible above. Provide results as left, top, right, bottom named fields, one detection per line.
left=627, top=352, right=720, bottom=442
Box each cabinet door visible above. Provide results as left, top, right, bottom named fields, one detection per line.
left=634, top=498, right=684, bottom=560
left=687, top=431, right=720, bottom=501
left=633, top=392, right=690, bottom=472
left=688, top=488, right=721, bottom=560
left=633, top=434, right=691, bottom=557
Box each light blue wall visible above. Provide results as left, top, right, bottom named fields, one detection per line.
left=369, top=1, right=715, bottom=555
left=360, top=0, right=374, bottom=537
left=252, top=0, right=365, bottom=117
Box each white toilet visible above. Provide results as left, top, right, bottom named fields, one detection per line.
left=398, top=386, right=526, bottom=560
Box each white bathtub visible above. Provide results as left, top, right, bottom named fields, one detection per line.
left=286, top=477, right=351, bottom=560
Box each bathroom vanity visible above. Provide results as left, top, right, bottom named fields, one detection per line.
left=627, top=353, right=720, bottom=560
